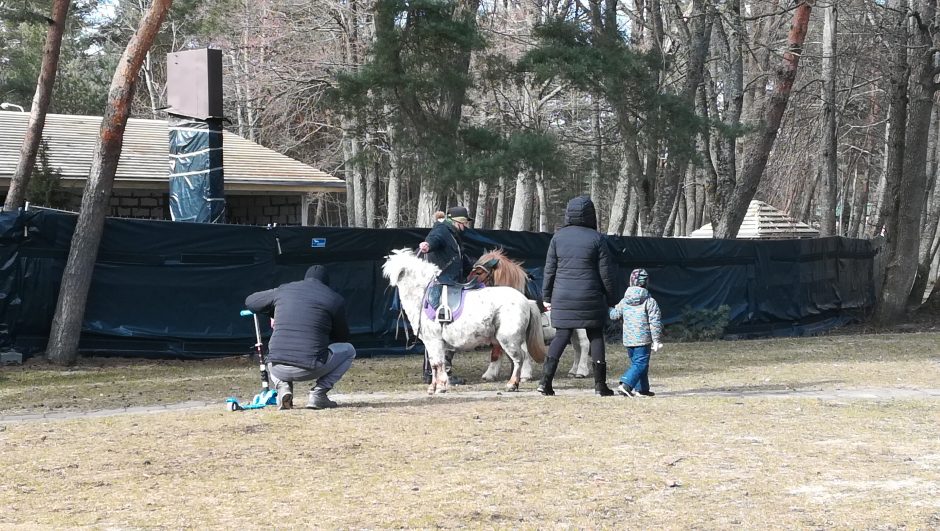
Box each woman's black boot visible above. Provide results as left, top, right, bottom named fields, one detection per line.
left=593, top=362, right=614, bottom=396
left=538, top=356, right=560, bottom=396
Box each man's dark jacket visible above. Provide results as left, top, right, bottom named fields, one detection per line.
left=425, top=220, right=468, bottom=283
left=245, top=266, right=350, bottom=370
left=542, top=196, right=618, bottom=329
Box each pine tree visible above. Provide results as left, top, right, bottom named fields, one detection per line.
left=25, top=139, right=67, bottom=209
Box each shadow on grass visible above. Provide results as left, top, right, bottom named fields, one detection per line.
left=339, top=390, right=543, bottom=410
left=668, top=379, right=847, bottom=396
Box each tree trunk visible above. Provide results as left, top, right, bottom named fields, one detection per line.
left=4, top=0, right=70, bottom=212
left=877, top=0, right=932, bottom=324
left=622, top=187, right=639, bottom=236
left=416, top=176, right=439, bottom=227
left=606, top=152, right=631, bottom=235
left=509, top=170, right=534, bottom=231
left=474, top=180, right=489, bottom=229
left=908, top=110, right=940, bottom=305
left=314, top=192, right=325, bottom=226
left=817, top=2, right=838, bottom=236
left=535, top=170, right=548, bottom=232
left=45, top=0, right=173, bottom=366
left=493, top=176, right=506, bottom=229
left=647, top=0, right=712, bottom=236
left=364, top=152, right=376, bottom=228
left=354, top=145, right=366, bottom=227
left=342, top=125, right=361, bottom=227
left=664, top=190, right=681, bottom=237
left=230, top=53, right=246, bottom=138
left=384, top=115, right=401, bottom=228
left=590, top=98, right=602, bottom=203
left=707, top=1, right=743, bottom=231
left=714, top=1, right=814, bottom=239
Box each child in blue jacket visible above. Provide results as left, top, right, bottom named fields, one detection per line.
left=608, top=268, right=663, bottom=397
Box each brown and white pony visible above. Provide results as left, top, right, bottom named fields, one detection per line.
left=468, top=249, right=592, bottom=380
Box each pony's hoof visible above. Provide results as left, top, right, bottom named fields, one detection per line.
left=573, top=374, right=587, bottom=379
left=506, top=383, right=519, bottom=392
left=427, top=386, right=435, bottom=395
left=481, top=374, right=498, bottom=382
left=435, top=387, right=448, bottom=394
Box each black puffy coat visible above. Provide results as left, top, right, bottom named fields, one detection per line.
left=245, top=266, right=350, bottom=370
left=542, top=196, right=618, bottom=329
left=425, top=220, right=467, bottom=283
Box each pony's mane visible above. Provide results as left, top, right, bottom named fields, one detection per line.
left=382, top=248, right=440, bottom=286
left=476, top=248, right=527, bottom=293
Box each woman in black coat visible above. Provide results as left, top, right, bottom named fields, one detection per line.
left=539, top=196, right=618, bottom=396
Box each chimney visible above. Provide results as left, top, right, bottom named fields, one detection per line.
left=165, top=48, right=225, bottom=223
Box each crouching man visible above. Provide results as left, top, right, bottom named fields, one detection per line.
left=245, top=265, right=356, bottom=410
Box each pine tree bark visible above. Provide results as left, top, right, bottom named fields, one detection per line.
left=4, top=0, right=70, bottom=212
left=45, top=0, right=173, bottom=365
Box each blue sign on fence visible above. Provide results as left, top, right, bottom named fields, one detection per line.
left=311, top=238, right=327, bottom=248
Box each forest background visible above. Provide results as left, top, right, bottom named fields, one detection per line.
left=2, top=0, right=938, bottom=336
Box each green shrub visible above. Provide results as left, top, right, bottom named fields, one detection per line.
left=26, top=140, right=69, bottom=209
left=668, top=305, right=731, bottom=341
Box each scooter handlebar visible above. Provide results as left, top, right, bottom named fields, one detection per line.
left=240, top=309, right=254, bottom=317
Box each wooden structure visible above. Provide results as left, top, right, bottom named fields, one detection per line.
left=0, top=111, right=345, bottom=225
left=689, top=200, right=819, bottom=239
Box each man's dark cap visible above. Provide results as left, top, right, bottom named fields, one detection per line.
left=446, top=206, right=473, bottom=222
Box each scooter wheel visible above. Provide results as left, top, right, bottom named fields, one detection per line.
left=226, top=401, right=239, bottom=412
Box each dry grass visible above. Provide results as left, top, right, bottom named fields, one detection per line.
left=2, top=332, right=940, bottom=415
left=1, top=396, right=938, bottom=528
left=1, top=333, right=940, bottom=528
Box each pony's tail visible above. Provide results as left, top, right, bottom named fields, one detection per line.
left=525, top=301, right=547, bottom=363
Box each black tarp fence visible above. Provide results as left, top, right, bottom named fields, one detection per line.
left=0, top=209, right=876, bottom=358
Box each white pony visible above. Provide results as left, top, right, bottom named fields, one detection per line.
left=382, top=248, right=546, bottom=394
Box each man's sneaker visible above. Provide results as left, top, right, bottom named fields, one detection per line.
left=278, top=391, right=293, bottom=410
left=617, top=383, right=636, bottom=397
left=637, top=390, right=655, bottom=397
left=275, top=381, right=293, bottom=410
left=306, top=387, right=337, bottom=409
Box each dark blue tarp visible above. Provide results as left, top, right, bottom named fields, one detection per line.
left=168, top=115, right=225, bottom=223
left=0, top=209, right=876, bottom=358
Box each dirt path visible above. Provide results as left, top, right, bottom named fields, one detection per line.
left=2, top=386, right=939, bottom=424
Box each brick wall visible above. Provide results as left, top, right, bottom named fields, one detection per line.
left=107, top=191, right=168, bottom=219
left=59, top=190, right=304, bottom=225
left=223, top=194, right=302, bottom=225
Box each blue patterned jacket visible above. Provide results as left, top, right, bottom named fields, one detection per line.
left=608, top=287, right=663, bottom=347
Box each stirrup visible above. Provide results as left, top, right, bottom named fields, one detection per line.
left=436, top=305, right=453, bottom=323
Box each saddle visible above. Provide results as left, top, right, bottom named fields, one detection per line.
left=425, top=280, right=483, bottom=324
